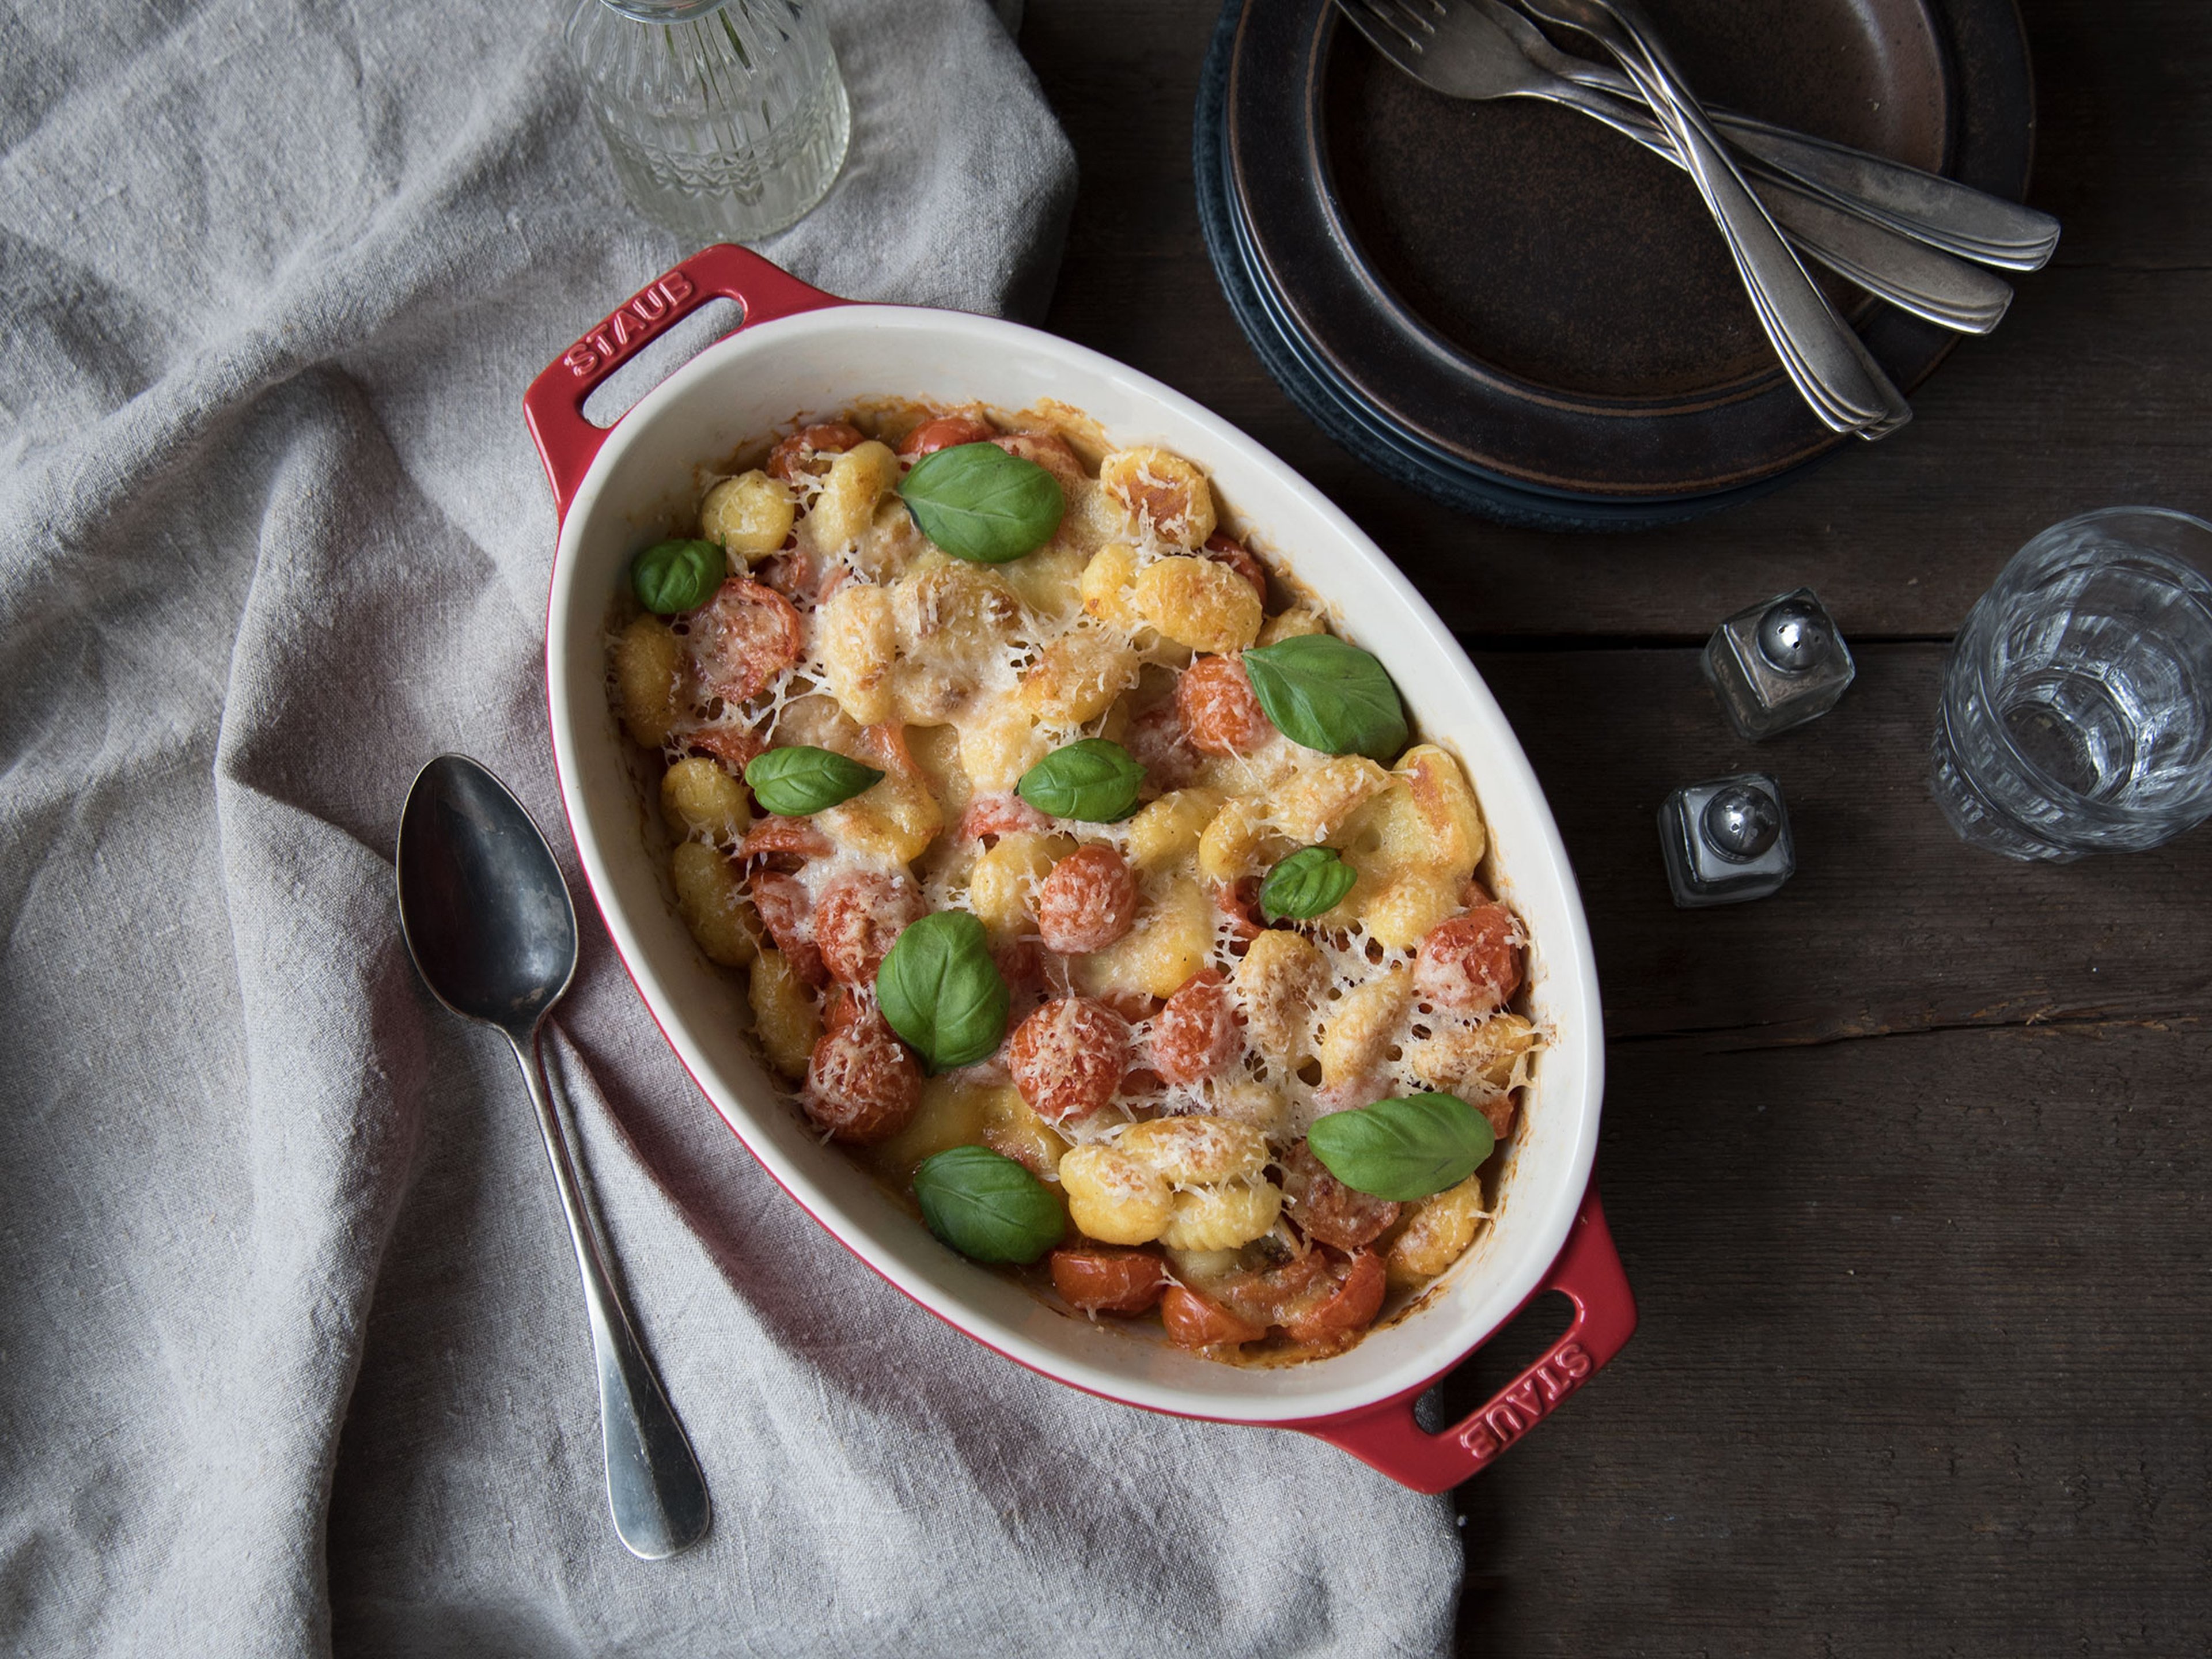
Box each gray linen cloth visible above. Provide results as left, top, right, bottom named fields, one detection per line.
left=0, top=0, right=1463, bottom=1652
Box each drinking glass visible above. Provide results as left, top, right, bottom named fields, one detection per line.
left=1930, top=507, right=2212, bottom=861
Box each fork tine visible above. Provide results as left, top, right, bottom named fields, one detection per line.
left=1376, top=0, right=1442, bottom=37
left=1333, top=0, right=1426, bottom=54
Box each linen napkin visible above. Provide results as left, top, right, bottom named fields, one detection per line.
left=0, top=0, right=1463, bottom=1651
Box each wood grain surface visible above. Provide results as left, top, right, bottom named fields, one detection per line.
left=1021, top=2, right=2212, bottom=1650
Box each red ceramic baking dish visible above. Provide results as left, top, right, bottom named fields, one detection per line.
left=524, top=244, right=1634, bottom=1492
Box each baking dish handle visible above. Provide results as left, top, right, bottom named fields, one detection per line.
left=522, top=244, right=849, bottom=521
left=1290, top=1185, right=1636, bottom=1494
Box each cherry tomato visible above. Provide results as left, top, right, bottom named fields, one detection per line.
left=740, top=817, right=832, bottom=868
left=804, top=1006, right=922, bottom=1143
left=1413, top=903, right=1524, bottom=1013
left=957, top=793, right=1052, bottom=842
left=1123, top=698, right=1198, bottom=791
left=1007, top=997, right=1130, bottom=1123
left=897, top=414, right=996, bottom=458
left=1201, top=532, right=1268, bottom=601
left=1176, top=655, right=1271, bottom=756
left=749, top=870, right=827, bottom=986
left=991, top=430, right=1084, bottom=492
left=1050, top=1247, right=1169, bottom=1316
left=815, top=869, right=926, bottom=985
left=1037, top=846, right=1138, bottom=955
left=685, top=577, right=803, bottom=705
left=1152, top=969, right=1241, bottom=1086
left=823, top=985, right=860, bottom=1037
left=1161, top=1284, right=1265, bottom=1349
left=1281, top=1139, right=1402, bottom=1251
left=767, top=422, right=866, bottom=484
left=1281, top=1250, right=1387, bottom=1348
left=682, top=722, right=763, bottom=773
left=1211, top=877, right=1264, bottom=944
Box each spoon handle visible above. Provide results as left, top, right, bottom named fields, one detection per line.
left=506, top=1026, right=711, bottom=1560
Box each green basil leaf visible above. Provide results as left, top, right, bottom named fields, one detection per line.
left=1015, top=738, right=1146, bottom=823
left=896, top=442, right=1065, bottom=564
left=1307, top=1093, right=1496, bottom=1202
left=1258, top=844, right=1358, bottom=922
left=912, top=1145, right=1066, bottom=1264
left=1241, top=634, right=1409, bottom=760
left=631, top=538, right=726, bottom=614
left=743, top=746, right=884, bottom=816
left=876, top=910, right=1010, bottom=1072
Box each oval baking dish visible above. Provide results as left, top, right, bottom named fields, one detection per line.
left=525, top=244, right=1634, bottom=1491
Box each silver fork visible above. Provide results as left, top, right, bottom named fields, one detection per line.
left=1342, top=0, right=1908, bottom=436
left=1478, top=0, right=2057, bottom=270
left=1336, top=0, right=2010, bottom=335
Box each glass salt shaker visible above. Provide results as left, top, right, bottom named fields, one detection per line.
left=1702, top=588, right=1855, bottom=740
left=1658, top=774, right=1796, bottom=908
left=565, top=0, right=851, bottom=244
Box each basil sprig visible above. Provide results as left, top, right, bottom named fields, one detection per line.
left=897, top=442, right=1065, bottom=565
left=1308, top=1093, right=1496, bottom=1202
left=1258, top=845, right=1357, bottom=922
left=631, top=539, right=726, bottom=614
left=1016, top=738, right=1146, bottom=823
left=744, top=746, right=884, bottom=816
left=876, top=911, right=1011, bottom=1072
left=1241, top=635, right=1408, bottom=760
left=912, top=1145, right=1065, bottom=1264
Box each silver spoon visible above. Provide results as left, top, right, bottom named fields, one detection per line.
left=395, top=753, right=710, bottom=1562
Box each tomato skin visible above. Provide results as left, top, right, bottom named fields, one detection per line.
left=1202, top=533, right=1268, bottom=601
left=685, top=577, right=804, bottom=705
left=958, top=793, right=1051, bottom=842
left=898, top=415, right=996, bottom=458
left=1123, top=698, right=1198, bottom=791
left=1281, top=1139, right=1402, bottom=1251
left=991, top=430, right=1084, bottom=491
left=767, top=422, right=866, bottom=484
left=1414, top=904, right=1523, bottom=1013
left=682, top=722, right=763, bottom=773
left=1036, top=846, right=1137, bottom=955
left=749, top=870, right=827, bottom=987
left=815, top=870, right=926, bottom=985
left=1211, top=878, right=1264, bottom=945
left=740, top=817, right=833, bottom=867
left=803, top=1006, right=922, bottom=1143
left=1050, top=1247, right=1169, bottom=1316
left=1161, top=1284, right=1266, bottom=1348
left=1281, top=1250, right=1387, bottom=1347
left=1176, top=655, right=1271, bottom=756
left=1007, top=997, right=1131, bottom=1123
left=1152, top=969, right=1241, bottom=1086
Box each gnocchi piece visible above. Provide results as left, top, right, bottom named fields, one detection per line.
left=670, top=840, right=757, bottom=967
left=1208, top=1080, right=1288, bottom=1132
left=749, top=949, right=823, bottom=1080
left=1399, top=744, right=1487, bottom=876
left=1232, top=929, right=1327, bottom=1063
left=1059, top=1143, right=1174, bottom=1245
left=870, top=1073, right=992, bottom=1175
left=1126, top=787, right=1224, bottom=872
left=1079, top=542, right=1141, bottom=630
left=1317, top=967, right=1412, bottom=1089
left=980, top=1085, right=1071, bottom=1180
left=821, top=765, right=944, bottom=865
left=612, top=616, right=686, bottom=749
left=699, top=468, right=796, bottom=559
left=1131, top=555, right=1263, bottom=656
left=899, top=553, right=1024, bottom=679
left=1073, top=876, right=1212, bottom=1002
left=1356, top=869, right=1463, bottom=953
left=1274, top=756, right=1392, bottom=847
left=1019, top=627, right=1141, bottom=723
left=1257, top=607, right=1327, bottom=646
left=660, top=756, right=752, bottom=844
left=1196, top=799, right=1270, bottom=883
left=818, top=581, right=900, bottom=726
left=1099, top=446, right=1217, bottom=548
left=1158, top=1178, right=1282, bottom=1252
left=968, top=829, right=1074, bottom=938
left=1119, top=1115, right=1268, bottom=1186
left=1404, top=1012, right=1539, bottom=1094
left=1055, top=477, right=1139, bottom=556
left=957, top=699, right=1048, bottom=794
left=1385, top=1174, right=1490, bottom=1290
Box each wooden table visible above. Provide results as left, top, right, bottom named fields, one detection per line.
left=1021, top=3, right=2211, bottom=1649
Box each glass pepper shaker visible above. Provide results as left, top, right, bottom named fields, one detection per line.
left=1658, top=774, right=1797, bottom=907
left=1702, top=588, right=1855, bottom=740
left=565, top=0, right=851, bottom=244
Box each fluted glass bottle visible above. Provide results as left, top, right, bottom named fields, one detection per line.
left=565, top=0, right=850, bottom=244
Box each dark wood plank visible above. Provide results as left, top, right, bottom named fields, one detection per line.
left=1021, top=0, right=2212, bottom=643
left=1475, top=641, right=2212, bottom=1044
left=1451, top=1021, right=2212, bottom=1656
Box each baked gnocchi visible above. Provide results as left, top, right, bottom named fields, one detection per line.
left=607, top=402, right=1540, bottom=1364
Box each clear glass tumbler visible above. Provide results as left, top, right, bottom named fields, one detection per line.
left=565, top=0, right=850, bottom=244
left=1930, top=507, right=2212, bottom=861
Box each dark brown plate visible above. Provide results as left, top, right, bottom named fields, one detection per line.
left=1223, top=0, right=2035, bottom=502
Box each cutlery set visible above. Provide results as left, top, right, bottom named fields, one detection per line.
left=1336, top=0, right=2059, bottom=437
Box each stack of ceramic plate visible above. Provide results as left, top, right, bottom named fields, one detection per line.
left=1194, top=0, right=2036, bottom=531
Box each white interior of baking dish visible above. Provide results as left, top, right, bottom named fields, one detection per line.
left=546, top=305, right=1603, bottom=1425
